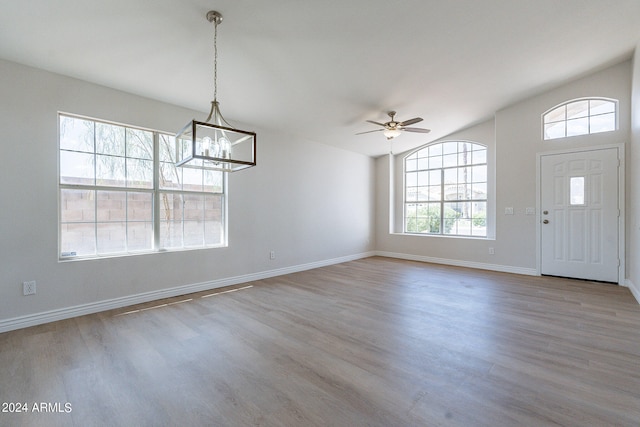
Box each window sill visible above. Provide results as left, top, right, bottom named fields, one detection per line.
left=58, top=244, right=228, bottom=262
left=391, top=232, right=495, bottom=241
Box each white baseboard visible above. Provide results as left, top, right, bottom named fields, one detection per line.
left=625, top=279, right=640, bottom=304
left=0, top=252, right=375, bottom=334
left=374, top=251, right=538, bottom=276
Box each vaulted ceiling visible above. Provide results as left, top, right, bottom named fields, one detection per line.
left=1, top=0, right=639, bottom=156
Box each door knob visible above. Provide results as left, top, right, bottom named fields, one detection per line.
left=543, top=219, right=549, bottom=224
left=543, top=210, right=548, bottom=215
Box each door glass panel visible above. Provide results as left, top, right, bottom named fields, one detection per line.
left=570, top=176, right=585, bottom=205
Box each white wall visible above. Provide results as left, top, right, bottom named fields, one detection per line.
left=629, top=45, right=640, bottom=300
left=377, top=60, right=633, bottom=276
left=0, top=59, right=375, bottom=330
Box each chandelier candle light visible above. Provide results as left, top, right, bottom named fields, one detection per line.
left=176, top=10, right=256, bottom=172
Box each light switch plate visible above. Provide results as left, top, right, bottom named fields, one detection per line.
left=505, top=207, right=514, bottom=215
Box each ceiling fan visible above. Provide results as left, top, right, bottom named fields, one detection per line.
left=356, top=111, right=431, bottom=140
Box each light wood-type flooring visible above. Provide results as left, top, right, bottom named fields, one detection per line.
left=1, top=257, right=640, bottom=426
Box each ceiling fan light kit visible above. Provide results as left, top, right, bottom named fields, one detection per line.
left=357, top=111, right=431, bottom=140
left=175, top=11, right=256, bottom=173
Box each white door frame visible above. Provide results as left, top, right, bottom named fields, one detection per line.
left=536, top=143, right=625, bottom=284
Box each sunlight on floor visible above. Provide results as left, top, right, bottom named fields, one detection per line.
left=114, top=285, right=254, bottom=316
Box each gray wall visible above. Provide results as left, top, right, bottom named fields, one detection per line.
left=377, top=59, right=634, bottom=278
left=0, top=59, right=375, bottom=328
left=630, top=45, right=640, bottom=298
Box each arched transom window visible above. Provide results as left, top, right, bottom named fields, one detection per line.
left=543, top=98, right=617, bottom=140
left=404, top=141, right=487, bottom=237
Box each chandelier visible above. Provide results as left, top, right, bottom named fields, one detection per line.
left=176, top=10, right=256, bottom=172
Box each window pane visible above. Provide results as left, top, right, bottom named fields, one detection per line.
left=184, top=221, right=204, bottom=247
left=443, top=202, right=463, bottom=235
left=472, top=183, right=487, bottom=199
left=417, top=158, right=429, bottom=171
left=60, top=189, right=95, bottom=222
left=406, top=171, right=418, bottom=187
left=159, top=193, right=183, bottom=221
left=472, top=201, right=487, bottom=236
left=127, top=158, right=153, bottom=189
left=405, top=203, right=418, bottom=232
left=60, top=151, right=95, bottom=185
left=96, top=123, right=125, bottom=156
left=183, top=168, right=203, bottom=192
left=442, top=153, right=457, bottom=167
left=417, top=171, right=429, bottom=186
left=544, top=105, right=565, bottom=124
left=184, top=194, right=204, bottom=222
left=570, top=177, right=585, bottom=205
left=443, top=168, right=457, bottom=185
left=429, top=170, right=441, bottom=185
left=442, top=142, right=458, bottom=155
left=160, top=162, right=182, bottom=190
left=566, top=100, right=589, bottom=119
left=544, top=121, right=566, bottom=140
left=60, top=116, right=94, bottom=152
left=96, top=154, right=126, bottom=187
left=61, top=223, right=96, bottom=256
left=128, top=192, right=153, bottom=222
left=160, top=221, right=183, bottom=249
left=427, top=185, right=441, bottom=201
left=406, top=187, right=418, bottom=202
left=566, top=117, right=589, bottom=137
left=159, top=134, right=176, bottom=163
left=428, top=144, right=442, bottom=157
left=471, top=165, right=487, bottom=183
left=590, top=112, right=615, bottom=134
left=472, top=149, right=486, bottom=165
left=96, top=191, right=126, bottom=222
left=205, top=221, right=223, bottom=246
left=204, top=170, right=224, bottom=193
left=590, top=99, right=615, bottom=115
left=405, top=158, right=418, bottom=172
left=127, top=128, right=153, bottom=159
left=428, top=156, right=443, bottom=170
left=128, top=222, right=153, bottom=251
left=97, top=222, right=126, bottom=254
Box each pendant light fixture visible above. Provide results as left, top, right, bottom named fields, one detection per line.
left=176, top=10, right=256, bottom=172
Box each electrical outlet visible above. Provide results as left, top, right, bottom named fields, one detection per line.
left=23, top=281, right=36, bottom=296
left=488, top=247, right=495, bottom=255
left=269, top=251, right=276, bottom=260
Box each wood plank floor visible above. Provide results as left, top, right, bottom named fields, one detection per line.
left=1, top=256, right=639, bottom=426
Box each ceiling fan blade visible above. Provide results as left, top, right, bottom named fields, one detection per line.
left=403, top=127, right=431, bottom=133
left=399, top=117, right=423, bottom=127
left=355, top=129, right=385, bottom=135
left=366, top=120, right=388, bottom=127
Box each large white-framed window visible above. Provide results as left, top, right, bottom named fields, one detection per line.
left=404, top=141, right=487, bottom=237
left=59, top=113, right=226, bottom=259
left=542, top=98, right=617, bottom=140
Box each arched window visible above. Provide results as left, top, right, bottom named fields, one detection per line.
left=404, top=141, right=487, bottom=237
left=543, top=98, right=617, bottom=140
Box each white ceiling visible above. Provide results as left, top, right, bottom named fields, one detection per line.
left=1, top=0, right=639, bottom=157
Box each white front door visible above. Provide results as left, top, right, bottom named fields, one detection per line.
left=540, top=148, right=620, bottom=282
